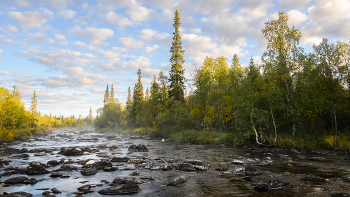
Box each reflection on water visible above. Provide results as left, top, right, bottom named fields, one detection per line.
left=0, top=128, right=349, bottom=196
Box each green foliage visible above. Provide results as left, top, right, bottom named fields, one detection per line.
left=169, top=10, right=185, bottom=102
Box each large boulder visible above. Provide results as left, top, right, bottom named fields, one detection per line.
left=98, top=184, right=140, bottom=195
left=60, top=164, right=77, bottom=171
left=163, top=176, right=189, bottom=186
left=3, top=192, right=33, bottom=197
left=80, top=167, right=98, bottom=176
left=111, top=157, right=129, bottom=162
left=58, top=148, right=83, bottom=156
left=176, top=163, right=196, bottom=171
left=128, top=144, right=148, bottom=152
left=112, top=177, right=144, bottom=184
left=26, top=167, right=50, bottom=175
left=4, top=176, right=37, bottom=184
left=254, top=180, right=288, bottom=191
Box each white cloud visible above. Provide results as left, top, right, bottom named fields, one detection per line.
left=70, top=27, right=114, bottom=45
left=96, top=49, right=120, bottom=63
left=0, top=25, right=18, bottom=34
left=277, top=0, right=312, bottom=10
left=123, top=56, right=152, bottom=70
left=55, top=33, right=66, bottom=40
left=119, top=37, right=144, bottom=49
left=145, top=45, right=159, bottom=53
left=0, top=35, right=25, bottom=45
left=0, top=49, right=2, bottom=54
left=8, top=9, right=53, bottom=29
left=127, top=6, right=152, bottom=21
left=140, top=29, right=158, bottom=42
left=106, top=12, right=133, bottom=27
left=287, top=10, right=308, bottom=28
left=308, top=0, right=350, bottom=18
left=58, top=9, right=76, bottom=19
left=28, top=32, right=55, bottom=43
left=74, top=41, right=94, bottom=50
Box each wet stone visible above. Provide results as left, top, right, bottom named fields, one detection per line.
left=254, top=180, right=288, bottom=191
left=26, top=167, right=50, bottom=175
left=163, top=176, right=189, bottom=186
left=98, top=184, right=141, bottom=195
left=4, top=176, right=38, bottom=184
left=103, top=167, right=118, bottom=172
left=60, top=164, right=77, bottom=171
left=47, top=160, right=60, bottom=167
left=3, top=192, right=33, bottom=197
left=111, top=157, right=129, bottom=162
left=58, top=148, right=83, bottom=156
left=49, top=173, right=63, bottom=178
left=177, top=163, right=196, bottom=171
left=342, top=175, right=350, bottom=182
left=77, top=184, right=91, bottom=191
left=51, top=188, right=61, bottom=194
left=80, top=167, right=98, bottom=176
left=305, top=174, right=324, bottom=182
left=112, top=177, right=145, bottom=184
left=128, top=144, right=148, bottom=152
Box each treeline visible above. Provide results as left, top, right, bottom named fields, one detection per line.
left=97, top=11, right=350, bottom=149
left=0, top=86, right=93, bottom=141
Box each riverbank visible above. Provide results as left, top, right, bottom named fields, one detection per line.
left=103, top=127, right=350, bottom=151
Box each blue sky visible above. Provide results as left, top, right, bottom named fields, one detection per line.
left=1, top=0, right=350, bottom=117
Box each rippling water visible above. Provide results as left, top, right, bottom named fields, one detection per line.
left=0, top=128, right=350, bottom=196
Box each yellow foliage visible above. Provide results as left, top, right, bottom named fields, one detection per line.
left=325, top=135, right=336, bottom=147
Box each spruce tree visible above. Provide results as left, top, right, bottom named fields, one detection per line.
left=132, top=68, right=144, bottom=123
left=168, top=9, right=185, bottom=102
left=103, top=85, right=110, bottom=106
left=126, top=87, right=132, bottom=110
left=110, top=84, right=115, bottom=104
left=30, top=90, right=38, bottom=127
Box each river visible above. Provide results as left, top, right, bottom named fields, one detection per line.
left=0, top=128, right=350, bottom=196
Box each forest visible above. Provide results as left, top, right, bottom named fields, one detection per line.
left=2, top=11, right=350, bottom=150
left=0, top=86, right=93, bottom=141
left=95, top=11, right=350, bottom=150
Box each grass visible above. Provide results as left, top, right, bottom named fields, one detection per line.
left=117, top=126, right=350, bottom=151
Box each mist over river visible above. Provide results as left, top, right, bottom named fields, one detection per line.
left=0, top=128, right=350, bottom=197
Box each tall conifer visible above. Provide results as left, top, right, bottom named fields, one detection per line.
left=168, top=10, right=185, bottom=102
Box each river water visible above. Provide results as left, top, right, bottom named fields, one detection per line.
left=0, top=128, right=350, bottom=196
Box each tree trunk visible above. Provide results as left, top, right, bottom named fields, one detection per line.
left=251, top=115, right=264, bottom=146
left=284, top=77, right=295, bottom=135
left=269, top=97, right=277, bottom=144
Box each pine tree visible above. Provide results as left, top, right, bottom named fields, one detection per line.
left=88, top=106, right=93, bottom=124
left=30, top=90, right=38, bottom=127
left=110, top=84, right=115, bottom=104
left=145, top=87, right=149, bottom=100
left=132, top=68, right=144, bottom=107
left=168, top=9, right=185, bottom=102
left=132, top=68, right=144, bottom=124
left=126, top=87, right=132, bottom=110
left=103, top=85, right=110, bottom=106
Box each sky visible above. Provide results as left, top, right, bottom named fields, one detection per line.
left=1, top=0, right=350, bottom=118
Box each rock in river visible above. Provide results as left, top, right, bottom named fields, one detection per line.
left=80, top=167, right=98, bottom=176
left=98, top=184, right=140, bottom=195
left=163, top=176, right=189, bottom=186
left=112, top=177, right=144, bottom=184
left=128, top=144, right=148, bottom=152
left=77, top=184, right=91, bottom=191
left=305, top=174, right=324, bottom=182
left=4, top=176, right=38, bottom=184
left=58, top=148, right=83, bottom=156
left=26, top=167, right=50, bottom=175
left=219, top=167, right=261, bottom=177
left=2, top=192, right=33, bottom=197
left=254, top=180, right=288, bottom=191
left=111, top=157, right=129, bottom=162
